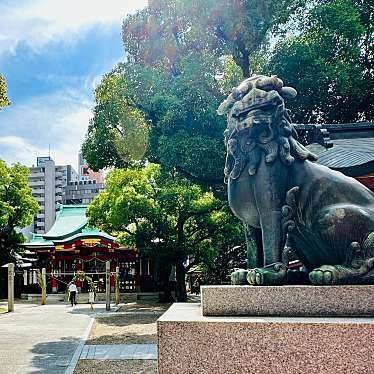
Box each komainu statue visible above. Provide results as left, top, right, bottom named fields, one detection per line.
left=218, top=74, right=374, bottom=285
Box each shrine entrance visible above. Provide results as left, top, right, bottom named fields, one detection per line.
left=23, top=205, right=143, bottom=294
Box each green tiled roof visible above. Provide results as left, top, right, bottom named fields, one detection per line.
left=27, top=234, right=54, bottom=247
left=43, top=205, right=88, bottom=239
left=24, top=205, right=116, bottom=248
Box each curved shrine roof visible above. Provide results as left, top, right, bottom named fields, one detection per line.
left=43, top=205, right=88, bottom=239
left=296, top=122, right=374, bottom=177
left=24, top=205, right=116, bottom=248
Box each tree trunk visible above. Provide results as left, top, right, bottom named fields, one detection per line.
left=158, top=263, right=175, bottom=303
left=241, top=51, right=250, bottom=78
left=175, top=259, right=187, bottom=302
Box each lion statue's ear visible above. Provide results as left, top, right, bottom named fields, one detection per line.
left=280, top=87, right=297, bottom=99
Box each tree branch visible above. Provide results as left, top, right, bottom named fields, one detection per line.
left=188, top=233, right=211, bottom=248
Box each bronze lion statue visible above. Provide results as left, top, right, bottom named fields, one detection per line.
left=218, top=74, right=374, bottom=285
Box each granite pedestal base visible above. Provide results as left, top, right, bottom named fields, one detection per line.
left=157, top=303, right=374, bottom=374
left=201, top=285, right=374, bottom=316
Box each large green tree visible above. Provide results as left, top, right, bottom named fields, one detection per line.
left=267, top=0, right=374, bottom=123
left=0, top=74, right=10, bottom=109
left=84, top=0, right=307, bottom=182
left=0, top=161, right=39, bottom=266
left=86, top=164, right=240, bottom=301
left=83, top=55, right=227, bottom=184
left=123, top=0, right=306, bottom=77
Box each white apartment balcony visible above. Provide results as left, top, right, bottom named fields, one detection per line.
left=56, top=195, right=63, bottom=202
left=32, top=188, right=44, bottom=194
left=55, top=172, right=63, bottom=177
left=36, top=230, right=44, bottom=234
left=29, top=172, right=45, bottom=178
left=56, top=187, right=63, bottom=193
left=36, top=221, right=44, bottom=227
left=35, top=196, right=45, bottom=202
left=29, top=181, right=44, bottom=187
left=36, top=213, right=45, bottom=219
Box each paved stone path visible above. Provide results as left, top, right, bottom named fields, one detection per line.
left=0, top=303, right=106, bottom=374
left=80, top=344, right=157, bottom=360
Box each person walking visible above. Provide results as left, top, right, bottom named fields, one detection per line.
left=68, top=281, right=78, bottom=306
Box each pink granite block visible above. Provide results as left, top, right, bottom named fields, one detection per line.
left=158, top=303, right=374, bottom=374
left=201, top=285, right=374, bottom=316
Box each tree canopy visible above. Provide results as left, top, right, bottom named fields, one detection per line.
left=0, top=160, right=39, bottom=265
left=83, top=54, right=228, bottom=184
left=0, top=74, right=10, bottom=109
left=83, top=0, right=308, bottom=183
left=267, top=0, right=374, bottom=123
left=84, top=0, right=373, bottom=181
left=123, top=0, right=306, bottom=77
left=87, top=164, right=243, bottom=300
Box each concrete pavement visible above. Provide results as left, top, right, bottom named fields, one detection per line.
left=0, top=303, right=98, bottom=374
left=80, top=344, right=157, bottom=360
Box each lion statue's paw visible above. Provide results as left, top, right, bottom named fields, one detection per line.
left=310, top=259, right=374, bottom=285
left=309, top=265, right=337, bottom=285
left=247, top=262, right=288, bottom=285
left=230, top=269, right=249, bottom=285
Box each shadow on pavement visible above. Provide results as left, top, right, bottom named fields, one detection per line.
left=66, top=305, right=111, bottom=316
left=30, top=337, right=81, bottom=373
left=94, top=314, right=158, bottom=327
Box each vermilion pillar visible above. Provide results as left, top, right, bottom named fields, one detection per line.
left=51, top=277, right=57, bottom=293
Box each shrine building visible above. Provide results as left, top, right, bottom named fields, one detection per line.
left=23, top=205, right=155, bottom=294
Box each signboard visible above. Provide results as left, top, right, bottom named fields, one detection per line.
left=37, top=156, right=52, bottom=167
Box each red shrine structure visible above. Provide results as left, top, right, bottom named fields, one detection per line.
left=23, top=205, right=155, bottom=294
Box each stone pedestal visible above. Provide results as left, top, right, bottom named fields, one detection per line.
left=158, top=303, right=374, bottom=374
left=201, top=285, right=374, bottom=316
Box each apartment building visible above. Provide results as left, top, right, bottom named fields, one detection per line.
left=63, top=179, right=105, bottom=205
left=28, top=157, right=78, bottom=234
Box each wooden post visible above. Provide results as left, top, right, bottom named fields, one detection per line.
left=41, top=268, right=46, bottom=305
left=115, top=266, right=120, bottom=305
left=106, top=261, right=111, bottom=311
left=8, top=263, right=14, bottom=312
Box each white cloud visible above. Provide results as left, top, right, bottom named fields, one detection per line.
left=0, top=89, right=93, bottom=170
left=0, top=0, right=148, bottom=56
left=0, top=0, right=149, bottom=167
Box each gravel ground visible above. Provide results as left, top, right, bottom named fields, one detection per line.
left=74, top=359, right=157, bottom=374
left=86, top=314, right=159, bottom=344
left=119, top=301, right=171, bottom=313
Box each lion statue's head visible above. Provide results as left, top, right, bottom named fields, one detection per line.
left=217, top=74, right=317, bottom=183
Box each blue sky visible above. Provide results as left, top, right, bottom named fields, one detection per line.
left=0, top=0, right=147, bottom=170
